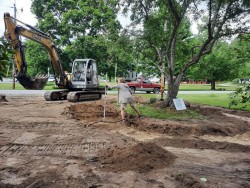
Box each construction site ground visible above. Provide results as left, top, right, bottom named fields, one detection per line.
left=0, top=95, right=249, bottom=188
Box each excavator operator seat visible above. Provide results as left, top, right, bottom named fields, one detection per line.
left=72, top=60, right=86, bottom=81
left=70, top=59, right=99, bottom=90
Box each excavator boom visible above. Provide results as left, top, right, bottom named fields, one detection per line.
left=4, top=12, right=66, bottom=90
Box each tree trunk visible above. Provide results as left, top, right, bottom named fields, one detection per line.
left=163, top=73, right=183, bottom=107
left=211, top=80, right=216, bottom=90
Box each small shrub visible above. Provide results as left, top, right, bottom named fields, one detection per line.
left=149, top=98, right=157, bottom=103
left=229, top=84, right=250, bottom=109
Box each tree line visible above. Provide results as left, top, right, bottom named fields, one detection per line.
left=1, top=0, right=249, bottom=107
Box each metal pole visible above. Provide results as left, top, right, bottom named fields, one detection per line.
left=103, top=85, right=107, bottom=120
left=160, top=75, right=165, bottom=101
left=114, top=62, right=117, bottom=82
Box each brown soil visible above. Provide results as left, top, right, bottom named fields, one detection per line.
left=98, top=142, right=177, bottom=173
left=0, top=95, right=249, bottom=188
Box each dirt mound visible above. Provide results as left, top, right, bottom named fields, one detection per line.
left=98, top=142, right=176, bottom=173
left=154, top=137, right=250, bottom=153
left=194, top=105, right=250, bottom=118
left=0, top=95, right=8, bottom=102
left=132, top=95, right=149, bottom=104
left=127, top=105, right=250, bottom=137
left=63, top=99, right=119, bottom=120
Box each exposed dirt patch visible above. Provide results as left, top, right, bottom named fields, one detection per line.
left=123, top=106, right=250, bottom=137
left=63, top=96, right=120, bottom=121
left=0, top=95, right=8, bottom=102
left=98, top=142, right=177, bottom=173
left=0, top=95, right=249, bottom=187
left=153, top=136, right=250, bottom=153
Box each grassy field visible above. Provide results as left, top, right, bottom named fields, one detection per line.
left=179, top=83, right=236, bottom=91
left=178, top=93, right=250, bottom=111
left=134, top=93, right=250, bottom=111
left=0, top=82, right=56, bottom=90
left=1, top=81, right=237, bottom=91
left=125, top=92, right=249, bottom=119
left=1, top=82, right=248, bottom=111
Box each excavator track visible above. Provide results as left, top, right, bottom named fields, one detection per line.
left=44, top=90, right=104, bottom=102
left=67, top=91, right=103, bottom=102
left=44, top=90, right=69, bottom=101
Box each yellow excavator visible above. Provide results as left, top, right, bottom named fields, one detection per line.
left=4, top=12, right=105, bottom=102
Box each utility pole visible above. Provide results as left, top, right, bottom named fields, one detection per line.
left=11, top=3, right=23, bottom=89
left=114, top=62, right=117, bottom=82
left=12, top=3, right=17, bottom=89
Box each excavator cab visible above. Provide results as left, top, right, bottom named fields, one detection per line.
left=70, top=59, right=99, bottom=90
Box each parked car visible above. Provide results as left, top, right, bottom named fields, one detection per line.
left=127, top=77, right=161, bottom=94
left=48, top=75, right=55, bottom=82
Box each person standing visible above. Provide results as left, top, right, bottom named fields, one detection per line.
left=105, top=77, right=142, bottom=123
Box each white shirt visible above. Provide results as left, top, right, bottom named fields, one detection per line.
left=108, top=83, right=132, bottom=103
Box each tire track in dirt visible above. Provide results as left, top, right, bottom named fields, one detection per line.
left=0, top=142, right=108, bottom=158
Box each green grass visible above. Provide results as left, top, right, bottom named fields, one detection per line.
left=1, top=81, right=248, bottom=111
left=125, top=93, right=249, bottom=120
left=126, top=103, right=204, bottom=120
left=0, top=82, right=57, bottom=90
left=178, top=94, right=250, bottom=111
left=134, top=93, right=250, bottom=111
left=178, top=83, right=237, bottom=91
left=100, top=81, right=238, bottom=91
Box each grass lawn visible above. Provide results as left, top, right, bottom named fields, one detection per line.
left=126, top=103, right=205, bottom=120
left=134, top=93, right=249, bottom=111
left=125, top=93, right=249, bottom=120
left=178, top=83, right=236, bottom=91
left=0, top=82, right=57, bottom=90
left=1, top=82, right=248, bottom=111
left=178, top=93, right=250, bottom=111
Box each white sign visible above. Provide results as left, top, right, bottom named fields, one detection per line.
left=173, top=98, right=187, bottom=111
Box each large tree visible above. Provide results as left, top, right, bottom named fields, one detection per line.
left=231, top=34, right=250, bottom=80
left=30, top=0, right=135, bottom=78
left=190, top=41, right=240, bottom=90
left=121, top=0, right=250, bottom=106
left=31, top=0, right=120, bottom=45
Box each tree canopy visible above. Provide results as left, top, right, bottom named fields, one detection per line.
left=9, top=0, right=248, bottom=105
left=30, top=0, right=136, bottom=78
left=0, top=37, right=12, bottom=81
left=120, top=0, right=250, bottom=106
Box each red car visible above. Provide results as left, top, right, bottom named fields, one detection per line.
left=127, top=77, right=161, bottom=94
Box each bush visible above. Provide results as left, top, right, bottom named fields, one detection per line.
left=229, top=84, right=250, bottom=109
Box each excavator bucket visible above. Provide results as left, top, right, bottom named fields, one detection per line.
left=17, top=75, right=48, bottom=90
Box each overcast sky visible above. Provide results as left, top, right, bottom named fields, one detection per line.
left=0, top=0, right=37, bottom=35
left=0, top=0, right=197, bottom=37
left=0, top=0, right=131, bottom=36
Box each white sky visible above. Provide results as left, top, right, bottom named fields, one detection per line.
left=0, top=0, right=131, bottom=36
left=0, top=0, right=37, bottom=36
left=0, top=0, right=198, bottom=36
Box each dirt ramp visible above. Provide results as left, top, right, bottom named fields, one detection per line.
left=63, top=99, right=119, bottom=120
left=98, top=142, right=176, bottom=173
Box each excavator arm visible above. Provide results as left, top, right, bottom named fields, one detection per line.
left=4, top=12, right=66, bottom=89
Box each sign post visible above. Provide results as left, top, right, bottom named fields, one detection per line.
left=173, top=98, right=187, bottom=111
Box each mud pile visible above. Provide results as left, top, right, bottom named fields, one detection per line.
left=0, top=95, right=8, bottom=102
left=63, top=98, right=120, bottom=120
left=98, top=142, right=176, bottom=173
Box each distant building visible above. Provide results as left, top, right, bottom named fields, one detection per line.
left=124, top=71, right=140, bottom=82
left=181, top=79, right=210, bottom=84
left=239, top=78, right=250, bottom=84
